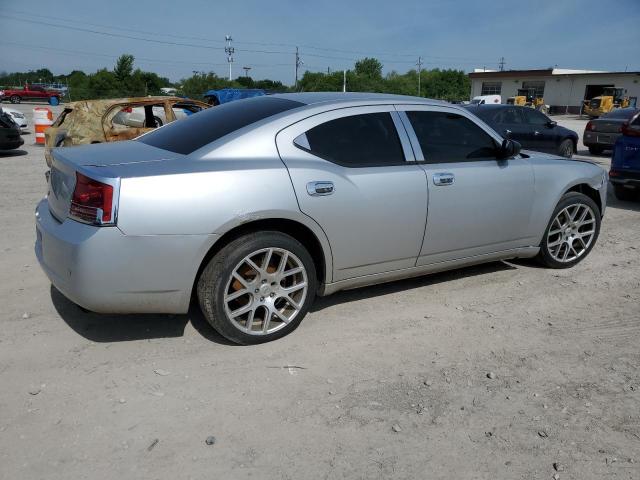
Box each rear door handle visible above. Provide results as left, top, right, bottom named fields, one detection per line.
left=433, top=173, right=455, bottom=186
left=307, top=181, right=334, bottom=196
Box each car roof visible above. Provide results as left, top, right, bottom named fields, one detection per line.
left=271, top=92, right=446, bottom=106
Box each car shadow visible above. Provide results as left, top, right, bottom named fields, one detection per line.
left=607, top=187, right=640, bottom=211
left=311, top=261, right=517, bottom=312
left=50, top=286, right=238, bottom=345
left=0, top=149, right=28, bottom=157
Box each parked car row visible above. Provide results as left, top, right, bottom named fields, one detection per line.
left=37, top=93, right=607, bottom=344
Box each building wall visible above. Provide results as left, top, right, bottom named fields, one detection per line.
left=470, top=73, right=640, bottom=114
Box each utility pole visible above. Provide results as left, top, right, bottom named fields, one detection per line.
left=242, top=66, right=251, bottom=78
left=225, top=35, right=234, bottom=81
left=343, top=70, right=347, bottom=92
left=295, top=47, right=304, bottom=90
left=499, top=56, right=505, bottom=71
left=417, top=56, right=423, bottom=96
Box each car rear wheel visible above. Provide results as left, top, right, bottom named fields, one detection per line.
left=10, top=95, right=21, bottom=104
left=588, top=146, right=604, bottom=155
left=613, top=184, right=637, bottom=202
left=558, top=139, right=573, bottom=158
left=197, top=232, right=317, bottom=345
left=536, top=192, right=600, bottom=269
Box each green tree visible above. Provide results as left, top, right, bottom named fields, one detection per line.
left=354, top=58, right=383, bottom=79
left=114, top=54, right=135, bottom=83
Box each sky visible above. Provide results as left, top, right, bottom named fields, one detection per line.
left=1, top=0, right=639, bottom=85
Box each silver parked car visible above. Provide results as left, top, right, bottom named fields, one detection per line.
left=36, top=93, right=607, bottom=344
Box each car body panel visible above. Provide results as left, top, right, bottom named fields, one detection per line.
left=610, top=112, right=640, bottom=190
left=35, top=93, right=607, bottom=314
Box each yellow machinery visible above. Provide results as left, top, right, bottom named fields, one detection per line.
left=583, top=87, right=630, bottom=117
left=507, top=88, right=548, bottom=113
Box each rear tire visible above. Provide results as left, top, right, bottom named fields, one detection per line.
left=10, top=95, right=20, bottom=104
left=536, top=192, right=600, bottom=269
left=588, top=146, right=604, bottom=155
left=197, top=232, right=317, bottom=345
left=558, top=139, right=573, bottom=158
left=613, top=184, right=637, bottom=202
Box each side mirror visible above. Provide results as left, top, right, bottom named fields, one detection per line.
left=547, top=120, right=557, bottom=128
left=497, top=139, right=521, bottom=160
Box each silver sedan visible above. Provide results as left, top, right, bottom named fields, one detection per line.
left=36, top=93, right=607, bottom=344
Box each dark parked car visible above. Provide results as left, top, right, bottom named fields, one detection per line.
left=610, top=110, right=640, bottom=201
left=583, top=107, right=640, bottom=155
left=464, top=104, right=577, bottom=158
left=0, top=108, right=24, bottom=151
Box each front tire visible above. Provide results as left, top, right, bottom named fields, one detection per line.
left=197, top=232, right=317, bottom=345
left=536, top=192, right=600, bottom=269
left=10, top=95, right=21, bottom=104
left=558, top=139, right=573, bottom=158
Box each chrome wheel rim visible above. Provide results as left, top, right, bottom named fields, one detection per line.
left=547, top=203, right=596, bottom=263
left=223, top=248, right=308, bottom=335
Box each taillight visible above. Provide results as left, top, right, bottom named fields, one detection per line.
left=121, top=107, right=132, bottom=113
left=586, top=121, right=595, bottom=131
left=70, top=173, right=114, bottom=224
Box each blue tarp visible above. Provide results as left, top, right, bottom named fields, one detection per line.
left=203, top=88, right=266, bottom=105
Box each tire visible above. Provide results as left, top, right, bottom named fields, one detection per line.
left=588, top=146, right=604, bottom=155
left=10, top=95, right=21, bottom=104
left=558, top=139, right=573, bottom=158
left=613, top=184, right=637, bottom=202
left=197, top=231, right=317, bottom=345
left=536, top=192, right=601, bottom=269
left=153, top=116, right=163, bottom=127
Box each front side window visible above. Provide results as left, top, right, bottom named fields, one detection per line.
left=481, top=82, right=502, bottom=95
left=492, top=107, right=524, bottom=125
left=295, top=112, right=405, bottom=167
left=406, top=111, right=498, bottom=163
left=521, top=108, right=550, bottom=126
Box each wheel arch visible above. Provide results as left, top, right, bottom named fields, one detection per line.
left=191, top=217, right=333, bottom=302
left=565, top=182, right=602, bottom=214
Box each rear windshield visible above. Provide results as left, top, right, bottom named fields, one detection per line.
left=602, top=108, right=640, bottom=120
left=138, top=96, right=304, bottom=154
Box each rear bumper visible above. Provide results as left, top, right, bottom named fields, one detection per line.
left=610, top=169, right=640, bottom=188
left=35, top=199, right=217, bottom=314
left=583, top=131, right=621, bottom=148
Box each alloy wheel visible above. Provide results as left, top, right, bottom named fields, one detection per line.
left=546, top=203, right=596, bottom=263
left=223, top=247, right=308, bottom=335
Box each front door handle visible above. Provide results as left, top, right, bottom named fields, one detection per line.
left=307, top=181, right=334, bottom=196
left=504, top=129, right=512, bottom=137
left=433, top=173, right=455, bottom=186
left=534, top=130, right=541, bottom=136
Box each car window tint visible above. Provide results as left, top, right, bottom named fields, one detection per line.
left=139, top=97, right=304, bottom=155
left=297, top=112, right=405, bottom=167
left=406, top=111, right=497, bottom=163
left=521, top=108, right=549, bottom=126
left=493, top=107, right=523, bottom=124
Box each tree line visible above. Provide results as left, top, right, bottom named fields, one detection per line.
left=0, top=55, right=470, bottom=102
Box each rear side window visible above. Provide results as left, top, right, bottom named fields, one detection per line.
left=492, top=107, right=523, bottom=124
left=406, top=111, right=497, bottom=163
left=295, top=112, right=405, bottom=167
left=138, top=96, right=303, bottom=154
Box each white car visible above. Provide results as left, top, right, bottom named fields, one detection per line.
left=3, top=107, right=28, bottom=131
left=116, top=103, right=204, bottom=128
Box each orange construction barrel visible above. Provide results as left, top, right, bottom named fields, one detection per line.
left=33, top=107, right=53, bottom=145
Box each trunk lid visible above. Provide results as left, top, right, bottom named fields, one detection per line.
left=590, top=118, right=627, bottom=134
left=47, top=140, right=183, bottom=222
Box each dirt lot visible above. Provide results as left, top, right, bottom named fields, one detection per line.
left=1, top=104, right=639, bottom=480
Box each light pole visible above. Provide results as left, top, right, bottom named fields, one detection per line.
left=416, top=56, right=423, bottom=96
left=225, top=35, right=234, bottom=81
left=294, top=47, right=303, bottom=90
left=243, top=66, right=251, bottom=78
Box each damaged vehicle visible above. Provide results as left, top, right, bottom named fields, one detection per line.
left=44, top=96, right=208, bottom=166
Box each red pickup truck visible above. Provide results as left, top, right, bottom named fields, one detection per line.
left=0, top=84, right=63, bottom=105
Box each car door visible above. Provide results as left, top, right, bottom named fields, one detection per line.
left=276, top=106, right=428, bottom=281
left=396, top=105, right=536, bottom=265
left=520, top=107, right=556, bottom=152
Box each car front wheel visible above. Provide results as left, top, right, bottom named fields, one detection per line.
left=558, top=139, right=573, bottom=158
left=537, top=192, right=600, bottom=268
left=10, top=95, right=21, bottom=104
left=197, top=232, right=317, bottom=344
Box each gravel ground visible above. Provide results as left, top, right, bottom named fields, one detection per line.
left=1, top=103, right=638, bottom=480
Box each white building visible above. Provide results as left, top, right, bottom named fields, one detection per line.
left=469, top=68, right=640, bottom=114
